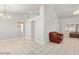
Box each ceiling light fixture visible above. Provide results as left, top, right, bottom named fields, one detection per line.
left=0, top=4, right=11, bottom=19
left=73, top=9, right=79, bottom=15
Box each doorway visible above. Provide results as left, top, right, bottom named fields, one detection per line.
left=16, top=21, right=25, bottom=38
left=31, top=21, right=35, bottom=40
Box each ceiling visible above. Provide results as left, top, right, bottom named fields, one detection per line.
left=0, top=4, right=40, bottom=18
left=46, top=4, right=79, bottom=19
left=0, top=4, right=79, bottom=19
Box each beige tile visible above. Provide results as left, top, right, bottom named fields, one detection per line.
left=0, top=37, right=78, bottom=55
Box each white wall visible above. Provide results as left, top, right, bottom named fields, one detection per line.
left=35, top=5, right=44, bottom=43
left=25, top=5, right=59, bottom=44
left=60, top=17, right=79, bottom=37
left=0, top=14, right=25, bottom=39
left=25, top=18, right=31, bottom=38
left=25, top=5, right=45, bottom=44
left=25, top=16, right=40, bottom=39
left=0, top=19, right=16, bottom=39
left=44, top=5, right=59, bottom=43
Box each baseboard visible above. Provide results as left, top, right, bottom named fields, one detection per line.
left=34, top=39, right=49, bottom=44
left=24, top=37, right=32, bottom=40
left=44, top=40, right=49, bottom=44
left=24, top=37, right=49, bottom=44
left=34, top=39, right=44, bottom=44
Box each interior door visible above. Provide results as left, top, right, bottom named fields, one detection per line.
left=31, top=21, right=35, bottom=40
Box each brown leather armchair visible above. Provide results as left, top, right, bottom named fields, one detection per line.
left=49, top=32, right=63, bottom=44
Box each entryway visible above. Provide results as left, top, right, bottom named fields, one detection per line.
left=16, top=21, right=25, bottom=38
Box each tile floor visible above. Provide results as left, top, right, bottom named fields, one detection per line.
left=0, top=37, right=79, bottom=55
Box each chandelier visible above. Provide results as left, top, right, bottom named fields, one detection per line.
left=0, top=4, right=11, bottom=19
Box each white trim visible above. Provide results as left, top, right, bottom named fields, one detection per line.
left=34, top=39, right=49, bottom=44
left=24, top=36, right=49, bottom=44
left=34, top=39, right=45, bottom=44
left=24, top=37, right=32, bottom=40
